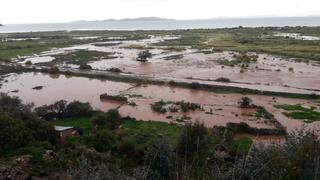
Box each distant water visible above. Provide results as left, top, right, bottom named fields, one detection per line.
left=1, top=17, right=320, bottom=33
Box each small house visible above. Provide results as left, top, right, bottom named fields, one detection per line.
left=54, top=126, right=76, bottom=145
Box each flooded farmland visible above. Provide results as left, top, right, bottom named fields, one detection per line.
left=15, top=35, right=320, bottom=95
left=1, top=72, right=319, bottom=132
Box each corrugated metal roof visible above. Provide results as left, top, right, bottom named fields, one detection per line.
left=54, top=125, right=73, bottom=131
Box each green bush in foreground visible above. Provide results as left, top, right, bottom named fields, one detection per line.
left=92, top=109, right=121, bottom=130
left=0, top=113, right=33, bottom=151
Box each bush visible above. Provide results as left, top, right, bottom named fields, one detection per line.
left=87, top=130, right=116, bottom=152
left=215, top=77, right=231, bottom=83
left=238, top=96, right=253, bottom=108
left=176, top=121, right=209, bottom=157
left=25, top=60, right=32, bottom=65
left=117, top=139, right=137, bottom=156
left=190, top=82, right=201, bottom=89
left=150, top=100, right=167, bottom=114
left=79, top=64, right=92, bottom=70
left=137, top=50, right=152, bottom=61
left=49, top=66, right=59, bottom=73
left=145, top=138, right=170, bottom=179
left=66, top=101, right=93, bottom=117
left=0, top=113, right=33, bottom=151
left=92, top=109, right=121, bottom=130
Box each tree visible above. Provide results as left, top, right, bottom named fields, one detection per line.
left=238, top=96, right=253, bottom=108
left=52, top=100, right=68, bottom=117
left=92, top=109, right=121, bottom=130
left=0, top=94, right=56, bottom=145
left=87, top=130, right=116, bottom=152
left=136, top=50, right=152, bottom=61
left=66, top=101, right=93, bottom=117
left=0, top=113, right=33, bottom=151
left=0, top=93, right=34, bottom=120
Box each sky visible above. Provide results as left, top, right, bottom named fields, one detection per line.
left=1, top=0, right=320, bottom=24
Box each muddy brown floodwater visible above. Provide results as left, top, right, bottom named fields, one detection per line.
left=1, top=72, right=319, bottom=133
left=0, top=72, right=134, bottom=110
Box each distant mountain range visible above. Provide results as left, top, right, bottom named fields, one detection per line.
left=69, top=16, right=320, bottom=24
left=72, top=17, right=174, bottom=23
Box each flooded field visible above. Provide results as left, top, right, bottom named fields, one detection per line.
left=15, top=35, right=320, bottom=95
left=1, top=72, right=319, bottom=132
left=0, top=72, right=134, bottom=110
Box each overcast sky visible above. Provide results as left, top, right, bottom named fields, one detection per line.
left=1, top=0, right=320, bottom=24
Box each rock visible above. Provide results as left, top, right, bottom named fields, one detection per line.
left=32, top=86, right=44, bottom=90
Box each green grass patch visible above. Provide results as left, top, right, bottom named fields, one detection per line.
left=52, top=50, right=117, bottom=65
left=274, top=104, right=320, bottom=123
left=230, top=137, right=253, bottom=155
left=121, top=120, right=182, bottom=149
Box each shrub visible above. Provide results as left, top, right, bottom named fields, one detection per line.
left=92, top=109, right=121, bottom=130
left=176, top=121, right=209, bottom=157
left=66, top=101, right=93, bottom=117
left=145, top=138, right=170, bottom=179
left=151, top=100, right=167, bottom=114
left=86, top=130, right=116, bottom=152
left=0, top=113, right=33, bottom=151
left=117, top=139, right=137, bottom=156
left=215, top=77, right=231, bottom=83
left=25, top=60, right=32, bottom=65
left=190, top=82, right=201, bottom=89
left=238, top=97, right=253, bottom=108
left=137, top=50, right=152, bottom=61
left=49, top=66, right=60, bottom=73
left=79, top=64, right=92, bottom=70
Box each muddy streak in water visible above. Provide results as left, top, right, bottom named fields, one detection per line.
left=0, top=72, right=134, bottom=110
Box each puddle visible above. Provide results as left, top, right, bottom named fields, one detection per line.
left=19, top=56, right=55, bottom=64
left=1, top=37, right=40, bottom=42
left=274, top=32, right=320, bottom=41
left=73, top=36, right=100, bottom=40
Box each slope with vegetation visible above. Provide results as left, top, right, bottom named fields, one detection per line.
left=0, top=93, right=319, bottom=179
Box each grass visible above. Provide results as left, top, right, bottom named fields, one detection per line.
left=230, top=137, right=253, bottom=155
left=216, top=54, right=257, bottom=67
left=274, top=104, right=320, bottom=123
left=49, top=116, right=182, bottom=149
left=120, top=120, right=182, bottom=149
left=2, top=27, right=320, bottom=61
left=153, top=27, right=320, bottom=61
left=0, top=30, right=150, bottom=61
left=52, top=50, right=116, bottom=65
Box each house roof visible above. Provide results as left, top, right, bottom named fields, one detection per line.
left=54, top=125, right=74, bottom=131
